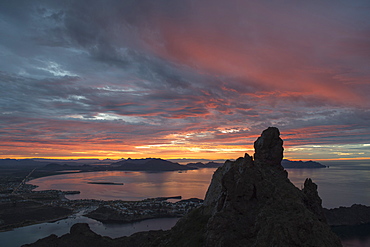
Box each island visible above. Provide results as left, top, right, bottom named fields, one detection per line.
left=87, top=182, right=124, bottom=185
left=112, top=158, right=196, bottom=171
left=281, top=159, right=326, bottom=168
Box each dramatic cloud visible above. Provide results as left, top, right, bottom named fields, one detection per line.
left=0, top=0, right=370, bottom=160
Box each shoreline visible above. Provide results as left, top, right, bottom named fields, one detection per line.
left=1, top=162, right=370, bottom=245
left=0, top=214, right=73, bottom=232
left=0, top=194, right=204, bottom=234
left=85, top=214, right=182, bottom=225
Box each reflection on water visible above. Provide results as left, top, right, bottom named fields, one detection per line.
left=286, top=163, right=370, bottom=208
left=22, top=164, right=370, bottom=247
left=0, top=214, right=179, bottom=247
left=29, top=166, right=370, bottom=208
left=30, top=169, right=218, bottom=201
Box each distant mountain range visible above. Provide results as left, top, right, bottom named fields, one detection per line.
left=184, top=159, right=326, bottom=169
left=0, top=159, right=49, bottom=168
left=41, top=163, right=93, bottom=171
left=0, top=158, right=326, bottom=172
left=185, top=162, right=223, bottom=168
left=112, top=158, right=193, bottom=171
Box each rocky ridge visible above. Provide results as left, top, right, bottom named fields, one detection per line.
left=161, top=127, right=341, bottom=246
left=24, top=127, right=342, bottom=247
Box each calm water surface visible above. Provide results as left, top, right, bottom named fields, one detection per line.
left=287, top=165, right=370, bottom=208
left=1, top=213, right=179, bottom=247
left=29, top=165, right=370, bottom=208
left=31, top=169, right=216, bottom=201
left=2, top=164, right=369, bottom=246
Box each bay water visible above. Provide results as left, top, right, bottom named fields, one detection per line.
left=1, top=161, right=369, bottom=246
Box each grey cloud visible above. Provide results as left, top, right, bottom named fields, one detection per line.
left=1, top=0, right=370, bottom=157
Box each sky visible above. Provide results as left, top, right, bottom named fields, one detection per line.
left=0, top=0, right=370, bottom=161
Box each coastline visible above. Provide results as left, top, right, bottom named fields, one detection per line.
left=1, top=159, right=370, bottom=247
left=0, top=201, right=74, bottom=232
left=0, top=214, right=72, bottom=232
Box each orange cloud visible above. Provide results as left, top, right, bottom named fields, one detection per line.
left=142, top=18, right=366, bottom=106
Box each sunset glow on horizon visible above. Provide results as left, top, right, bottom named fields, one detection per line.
left=1, top=1, right=370, bottom=161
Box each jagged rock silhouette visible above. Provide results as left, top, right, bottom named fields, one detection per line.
left=161, top=127, right=342, bottom=246
left=24, top=127, right=342, bottom=247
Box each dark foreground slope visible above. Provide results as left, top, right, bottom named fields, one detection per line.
left=24, top=127, right=342, bottom=247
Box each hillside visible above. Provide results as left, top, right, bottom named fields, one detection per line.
left=112, top=158, right=194, bottom=171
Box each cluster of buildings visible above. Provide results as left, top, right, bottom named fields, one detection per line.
left=96, top=198, right=202, bottom=217
left=0, top=174, right=203, bottom=225
left=56, top=197, right=203, bottom=221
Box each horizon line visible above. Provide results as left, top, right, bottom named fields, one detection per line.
left=1, top=157, right=370, bottom=162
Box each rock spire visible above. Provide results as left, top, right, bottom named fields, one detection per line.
left=24, top=127, right=342, bottom=247
left=254, top=126, right=284, bottom=167
left=165, top=127, right=342, bottom=246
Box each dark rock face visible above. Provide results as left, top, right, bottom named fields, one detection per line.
left=254, top=127, right=284, bottom=167
left=25, top=127, right=342, bottom=247
left=164, top=127, right=342, bottom=246
left=302, top=178, right=327, bottom=223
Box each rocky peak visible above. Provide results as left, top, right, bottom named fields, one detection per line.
left=25, top=127, right=342, bottom=247
left=253, top=126, right=284, bottom=167
left=169, top=127, right=342, bottom=246
left=302, top=178, right=327, bottom=223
